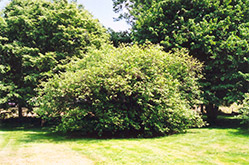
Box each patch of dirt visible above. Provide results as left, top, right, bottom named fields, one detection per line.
left=0, top=143, right=94, bottom=165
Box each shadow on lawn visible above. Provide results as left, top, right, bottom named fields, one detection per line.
left=0, top=117, right=114, bottom=143
left=0, top=116, right=248, bottom=143
left=203, top=114, right=242, bottom=128
left=230, top=128, right=249, bottom=137
left=203, top=114, right=249, bottom=137
left=0, top=117, right=68, bottom=142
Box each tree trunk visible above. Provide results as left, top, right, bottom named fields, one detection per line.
left=206, top=103, right=218, bottom=124
left=200, top=104, right=204, bottom=114
left=18, top=104, right=23, bottom=119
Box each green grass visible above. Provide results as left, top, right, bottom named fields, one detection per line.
left=0, top=125, right=248, bottom=165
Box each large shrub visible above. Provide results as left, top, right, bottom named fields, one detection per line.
left=36, top=44, right=204, bottom=137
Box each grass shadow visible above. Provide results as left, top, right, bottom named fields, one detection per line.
left=0, top=117, right=114, bottom=144
left=203, top=115, right=242, bottom=129
left=0, top=117, right=68, bottom=142
left=201, top=114, right=249, bottom=137
left=229, top=127, right=249, bottom=137
left=0, top=125, right=96, bottom=144
left=1, top=116, right=248, bottom=143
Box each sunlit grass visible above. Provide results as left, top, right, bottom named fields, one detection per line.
left=0, top=125, right=248, bottom=164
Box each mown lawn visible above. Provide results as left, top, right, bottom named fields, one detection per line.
left=0, top=122, right=248, bottom=165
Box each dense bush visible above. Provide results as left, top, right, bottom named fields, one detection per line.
left=36, top=44, right=204, bottom=137
left=239, top=94, right=249, bottom=127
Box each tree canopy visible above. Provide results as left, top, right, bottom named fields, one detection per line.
left=108, top=28, right=132, bottom=47
left=0, top=0, right=108, bottom=117
left=114, top=0, right=249, bottom=120
left=113, top=0, right=159, bottom=24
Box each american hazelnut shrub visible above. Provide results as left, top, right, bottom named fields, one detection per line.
left=36, top=44, right=204, bottom=137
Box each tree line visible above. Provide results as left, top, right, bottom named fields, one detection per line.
left=0, top=0, right=248, bottom=136
left=113, top=0, right=249, bottom=122
left=0, top=0, right=108, bottom=118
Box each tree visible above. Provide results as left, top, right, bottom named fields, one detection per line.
left=108, top=28, right=132, bottom=47
left=114, top=0, right=249, bottom=122
left=113, top=0, right=158, bottom=24
left=0, top=0, right=108, bottom=118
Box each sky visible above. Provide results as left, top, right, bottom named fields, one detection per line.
left=0, top=0, right=130, bottom=31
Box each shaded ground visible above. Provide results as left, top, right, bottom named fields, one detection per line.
left=205, top=114, right=243, bottom=128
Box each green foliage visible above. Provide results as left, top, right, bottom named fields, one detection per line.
left=108, top=28, right=132, bottom=47
left=239, top=94, right=249, bottom=126
left=0, top=0, right=108, bottom=110
left=115, top=0, right=249, bottom=107
left=36, top=44, right=204, bottom=137
left=113, top=0, right=159, bottom=24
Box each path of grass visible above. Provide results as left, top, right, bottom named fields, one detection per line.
left=0, top=125, right=248, bottom=165
left=0, top=128, right=94, bottom=165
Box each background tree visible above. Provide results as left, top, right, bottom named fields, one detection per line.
left=0, top=0, right=108, bottom=118
left=108, top=28, right=132, bottom=47
left=114, top=0, right=249, bottom=122
left=0, top=13, right=16, bottom=110
left=113, top=0, right=158, bottom=24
